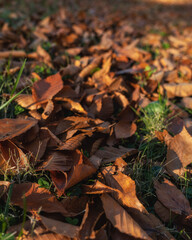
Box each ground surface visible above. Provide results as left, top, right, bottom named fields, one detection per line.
left=0, top=0, right=192, bottom=239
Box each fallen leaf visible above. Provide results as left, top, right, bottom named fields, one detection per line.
left=79, top=199, right=104, bottom=240
left=50, top=150, right=97, bottom=195
left=101, top=194, right=151, bottom=239
left=0, top=140, right=29, bottom=174
left=95, top=146, right=137, bottom=163
left=41, top=215, right=79, bottom=238
left=42, top=99, right=54, bottom=120
left=159, top=83, right=192, bottom=98
left=58, top=132, right=92, bottom=150
left=156, top=126, right=192, bottom=178
left=0, top=181, right=11, bottom=198
left=154, top=200, right=173, bottom=223
left=0, top=118, right=37, bottom=141
left=154, top=179, right=192, bottom=216
left=32, top=72, right=63, bottom=103
left=6, top=182, right=75, bottom=216
left=61, top=98, right=87, bottom=115
left=39, top=151, right=74, bottom=171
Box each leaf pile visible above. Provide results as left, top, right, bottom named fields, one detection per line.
left=1, top=0, right=192, bottom=239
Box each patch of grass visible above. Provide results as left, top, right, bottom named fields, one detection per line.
left=74, top=55, right=81, bottom=60
left=33, top=63, right=55, bottom=77
left=162, top=41, right=170, bottom=49
left=131, top=96, right=170, bottom=162
left=0, top=59, right=27, bottom=119
left=141, top=45, right=160, bottom=60
left=41, top=41, right=52, bottom=52
left=0, top=183, right=20, bottom=238
left=149, top=29, right=168, bottom=37
left=127, top=153, right=166, bottom=210
left=144, top=65, right=157, bottom=78
left=138, top=98, right=170, bottom=142
left=90, top=67, right=101, bottom=75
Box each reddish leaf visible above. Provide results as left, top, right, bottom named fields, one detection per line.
left=32, top=72, right=63, bottom=102
left=6, top=182, right=74, bottom=216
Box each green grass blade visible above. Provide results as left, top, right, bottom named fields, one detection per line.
left=11, top=59, right=26, bottom=97
left=18, top=196, right=27, bottom=239
left=0, top=88, right=26, bottom=111
left=2, top=183, right=14, bottom=233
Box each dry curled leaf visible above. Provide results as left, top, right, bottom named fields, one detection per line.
left=50, top=149, right=97, bottom=195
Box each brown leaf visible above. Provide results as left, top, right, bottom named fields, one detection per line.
left=40, top=127, right=63, bottom=147
left=95, top=146, right=137, bottom=163
left=0, top=50, right=27, bottom=58
left=55, top=116, right=102, bottom=135
left=101, top=194, right=151, bottom=239
left=0, top=181, right=11, bottom=198
left=0, top=140, right=29, bottom=174
left=7, top=182, right=74, bottom=216
left=159, top=83, right=192, bottom=99
left=102, top=167, right=147, bottom=213
left=79, top=199, right=104, bottom=240
left=36, top=45, right=53, bottom=68
left=60, top=65, right=80, bottom=77
left=181, top=97, right=192, bottom=109
left=20, top=224, right=67, bottom=240
left=83, top=180, right=115, bottom=195
left=156, top=126, right=192, bottom=178
left=14, top=94, right=39, bottom=110
left=50, top=150, right=97, bottom=195
left=100, top=165, right=172, bottom=238
left=54, top=85, right=78, bottom=99
left=154, top=201, right=173, bottom=223
left=24, top=136, right=49, bottom=160
left=115, top=106, right=137, bottom=139
left=61, top=195, right=88, bottom=216
left=39, top=151, right=74, bottom=171
left=114, top=92, right=129, bottom=109
left=40, top=215, right=79, bottom=238
left=32, top=72, right=63, bottom=103
left=115, top=121, right=137, bottom=139
left=58, top=132, right=92, bottom=150
left=61, top=98, right=87, bottom=115
left=77, top=57, right=102, bottom=81
left=0, top=118, right=37, bottom=141
left=154, top=179, right=191, bottom=216
left=65, top=47, right=83, bottom=56
left=42, top=100, right=54, bottom=120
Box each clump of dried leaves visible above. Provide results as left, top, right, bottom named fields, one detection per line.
left=0, top=0, right=192, bottom=239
